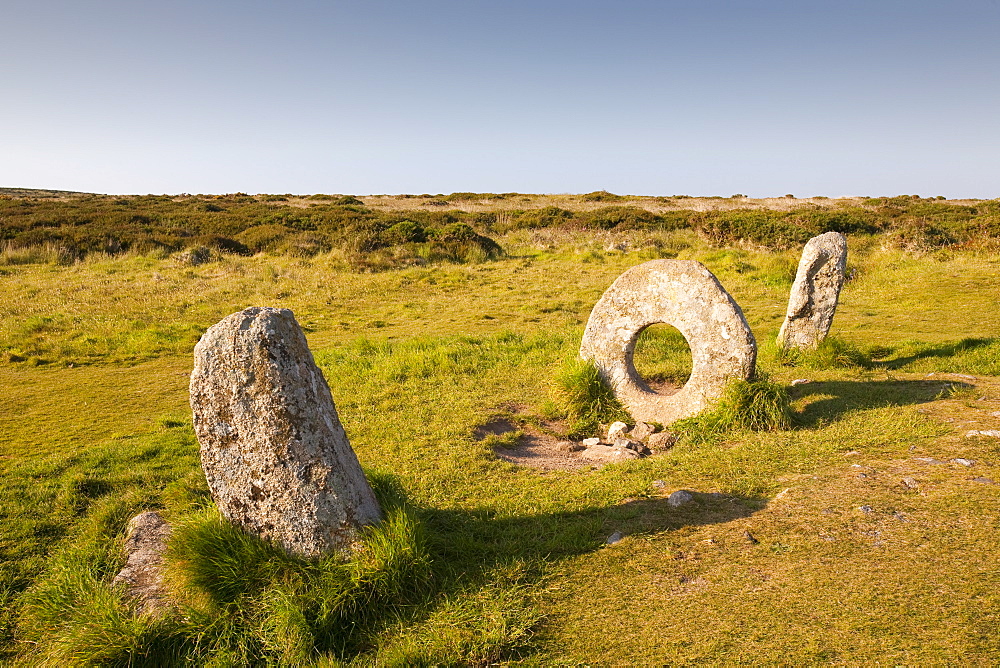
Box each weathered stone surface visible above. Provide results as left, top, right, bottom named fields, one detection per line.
left=667, top=490, right=694, bottom=507
left=557, top=440, right=585, bottom=453
left=647, top=432, right=678, bottom=450
left=606, top=421, right=629, bottom=440
left=580, top=444, right=642, bottom=462
left=630, top=421, right=654, bottom=441
left=613, top=437, right=649, bottom=455
left=582, top=437, right=601, bottom=446
left=190, top=307, right=382, bottom=558
left=777, top=232, right=848, bottom=350
left=580, top=260, right=756, bottom=425
left=113, top=511, right=172, bottom=616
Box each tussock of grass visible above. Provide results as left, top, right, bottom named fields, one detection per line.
left=16, top=465, right=544, bottom=666
left=771, top=336, right=883, bottom=370
left=552, top=357, right=631, bottom=437
left=674, top=375, right=792, bottom=444
left=20, top=474, right=466, bottom=665
left=769, top=335, right=1000, bottom=377
left=375, top=562, right=541, bottom=666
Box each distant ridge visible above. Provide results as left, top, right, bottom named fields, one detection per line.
left=0, top=187, right=98, bottom=198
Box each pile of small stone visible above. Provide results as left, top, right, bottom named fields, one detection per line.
left=564, top=421, right=678, bottom=463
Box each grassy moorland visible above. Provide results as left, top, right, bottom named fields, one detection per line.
left=1, top=191, right=999, bottom=664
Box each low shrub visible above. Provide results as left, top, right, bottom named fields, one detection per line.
left=694, top=210, right=811, bottom=249
left=235, top=224, right=292, bottom=253
left=583, top=206, right=663, bottom=230
left=581, top=191, right=625, bottom=202
left=501, top=207, right=577, bottom=233
left=383, top=220, right=427, bottom=244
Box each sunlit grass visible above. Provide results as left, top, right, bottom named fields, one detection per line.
left=2, top=231, right=1000, bottom=663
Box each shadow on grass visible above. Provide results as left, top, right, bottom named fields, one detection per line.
left=422, top=490, right=764, bottom=578
left=875, top=337, right=997, bottom=370
left=790, top=378, right=970, bottom=428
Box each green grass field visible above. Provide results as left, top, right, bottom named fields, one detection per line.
left=1, top=196, right=999, bottom=664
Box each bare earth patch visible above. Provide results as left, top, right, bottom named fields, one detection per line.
left=475, top=410, right=591, bottom=471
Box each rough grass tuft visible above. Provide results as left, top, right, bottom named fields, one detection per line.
left=674, top=374, right=792, bottom=443
left=19, top=474, right=451, bottom=665
left=552, top=357, right=631, bottom=437
left=771, top=336, right=880, bottom=369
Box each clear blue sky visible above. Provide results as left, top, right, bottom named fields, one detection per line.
left=3, top=0, right=998, bottom=197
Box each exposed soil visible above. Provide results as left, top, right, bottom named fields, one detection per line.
left=476, top=417, right=594, bottom=471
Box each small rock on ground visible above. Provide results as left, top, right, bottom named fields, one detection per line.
left=614, top=438, right=650, bottom=455
left=902, top=476, right=919, bottom=489
left=667, top=490, right=694, bottom=507
left=582, top=437, right=601, bottom=446
left=557, top=440, right=585, bottom=453
left=647, top=432, right=678, bottom=450
left=966, top=430, right=1000, bottom=438
left=113, top=511, right=172, bottom=616
left=580, top=444, right=641, bottom=462
left=606, top=421, right=629, bottom=440
left=606, top=531, right=623, bottom=544
left=630, top=421, right=654, bottom=441
left=952, top=458, right=975, bottom=467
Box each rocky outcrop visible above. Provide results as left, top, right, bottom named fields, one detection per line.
left=580, top=260, right=756, bottom=425
left=113, top=511, right=172, bottom=616
left=777, top=232, right=848, bottom=350
left=190, top=307, right=382, bottom=558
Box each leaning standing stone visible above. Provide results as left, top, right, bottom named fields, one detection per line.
left=777, top=232, right=847, bottom=350
left=190, top=307, right=382, bottom=558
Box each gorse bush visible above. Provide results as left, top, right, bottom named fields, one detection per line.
left=581, top=190, right=626, bottom=202
left=0, top=195, right=505, bottom=270
left=4, top=193, right=1000, bottom=266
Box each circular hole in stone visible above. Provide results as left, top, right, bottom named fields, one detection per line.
left=631, top=323, right=692, bottom=395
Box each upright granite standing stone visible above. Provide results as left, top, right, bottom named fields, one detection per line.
left=777, top=232, right=847, bottom=350
left=190, top=307, right=382, bottom=558
left=580, top=260, right=756, bottom=425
